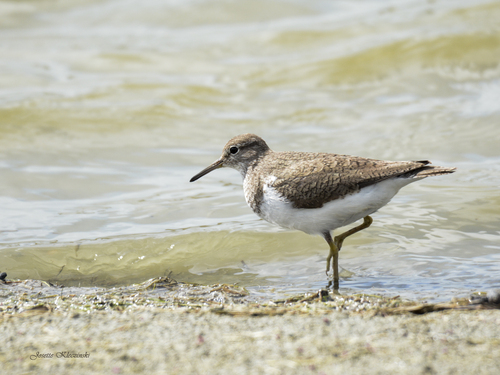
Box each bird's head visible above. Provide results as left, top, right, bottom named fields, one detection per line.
left=190, top=133, right=270, bottom=182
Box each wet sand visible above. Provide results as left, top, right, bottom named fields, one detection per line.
left=2, top=278, right=500, bottom=374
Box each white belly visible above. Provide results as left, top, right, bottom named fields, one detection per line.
left=255, top=177, right=417, bottom=235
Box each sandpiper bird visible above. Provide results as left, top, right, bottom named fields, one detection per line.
left=190, top=134, right=456, bottom=289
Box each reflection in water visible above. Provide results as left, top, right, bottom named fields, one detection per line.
left=1, top=0, right=499, bottom=301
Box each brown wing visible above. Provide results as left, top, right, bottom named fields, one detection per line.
left=267, top=152, right=433, bottom=209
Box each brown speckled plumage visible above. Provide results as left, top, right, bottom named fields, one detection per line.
left=190, top=134, right=456, bottom=214
left=230, top=138, right=455, bottom=213
left=261, top=154, right=447, bottom=206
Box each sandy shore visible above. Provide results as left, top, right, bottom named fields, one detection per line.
left=2, top=278, right=499, bottom=374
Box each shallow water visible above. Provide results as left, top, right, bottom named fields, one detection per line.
left=1, top=0, right=499, bottom=302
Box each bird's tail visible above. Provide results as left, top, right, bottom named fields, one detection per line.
left=405, top=161, right=456, bottom=178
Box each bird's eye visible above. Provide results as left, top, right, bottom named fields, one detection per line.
left=229, top=146, right=239, bottom=154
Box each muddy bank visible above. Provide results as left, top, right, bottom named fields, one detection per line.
left=2, top=278, right=500, bottom=374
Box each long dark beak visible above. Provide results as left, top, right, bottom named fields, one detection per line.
left=190, top=159, right=224, bottom=182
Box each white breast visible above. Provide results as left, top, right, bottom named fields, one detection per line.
left=256, top=177, right=418, bottom=235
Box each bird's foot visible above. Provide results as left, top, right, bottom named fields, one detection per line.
left=327, top=279, right=340, bottom=292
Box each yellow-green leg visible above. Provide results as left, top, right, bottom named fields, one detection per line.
left=324, top=232, right=339, bottom=289
left=324, top=215, right=373, bottom=290
left=334, top=216, right=373, bottom=251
